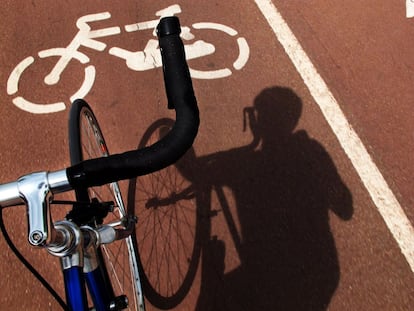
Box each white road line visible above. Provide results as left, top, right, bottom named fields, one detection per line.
left=407, top=0, right=414, bottom=18
left=254, top=0, right=414, bottom=272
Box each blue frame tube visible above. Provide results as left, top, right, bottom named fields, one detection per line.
left=63, top=267, right=88, bottom=311
left=85, top=267, right=112, bottom=311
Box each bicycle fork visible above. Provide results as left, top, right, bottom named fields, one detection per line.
left=49, top=221, right=131, bottom=311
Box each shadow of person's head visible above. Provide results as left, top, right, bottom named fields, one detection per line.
left=246, top=87, right=302, bottom=145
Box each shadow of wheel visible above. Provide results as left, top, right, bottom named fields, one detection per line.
left=128, top=118, right=204, bottom=309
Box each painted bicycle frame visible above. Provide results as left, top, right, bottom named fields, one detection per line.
left=62, top=241, right=115, bottom=311
left=65, top=265, right=112, bottom=311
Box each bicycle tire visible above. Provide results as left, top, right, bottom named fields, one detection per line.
left=68, top=99, right=145, bottom=311
left=127, top=118, right=202, bottom=309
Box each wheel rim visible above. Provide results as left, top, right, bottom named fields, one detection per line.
left=71, top=102, right=144, bottom=310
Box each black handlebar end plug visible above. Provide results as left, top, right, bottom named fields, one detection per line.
left=157, top=16, right=181, bottom=37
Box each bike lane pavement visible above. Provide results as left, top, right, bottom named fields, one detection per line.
left=0, top=0, right=413, bottom=310
left=269, top=0, right=414, bottom=308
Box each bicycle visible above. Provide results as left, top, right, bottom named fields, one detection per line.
left=0, top=16, right=199, bottom=311
left=6, top=4, right=249, bottom=114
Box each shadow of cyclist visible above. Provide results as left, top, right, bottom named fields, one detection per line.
left=192, top=86, right=353, bottom=310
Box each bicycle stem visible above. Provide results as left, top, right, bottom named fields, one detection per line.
left=0, top=168, right=136, bottom=251
left=0, top=170, right=70, bottom=246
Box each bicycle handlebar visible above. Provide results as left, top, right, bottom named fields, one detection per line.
left=0, top=16, right=198, bottom=248
left=66, top=16, right=199, bottom=189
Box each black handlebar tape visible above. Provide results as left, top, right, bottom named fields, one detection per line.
left=157, top=16, right=184, bottom=109
left=66, top=16, right=199, bottom=189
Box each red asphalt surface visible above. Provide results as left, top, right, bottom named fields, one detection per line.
left=0, top=1, right=413, bottom=310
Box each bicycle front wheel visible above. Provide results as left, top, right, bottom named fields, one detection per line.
left=128, top=118, right=202, bottom=309
left=68, top=99, right=144, bottom=311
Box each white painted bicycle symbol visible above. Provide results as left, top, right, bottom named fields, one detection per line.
left=7, top=4, right=249, bottom=114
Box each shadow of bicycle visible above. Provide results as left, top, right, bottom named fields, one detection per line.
left=127, top=86, right=353, bottom=310
left=193, top=86, right=354, bottom=311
